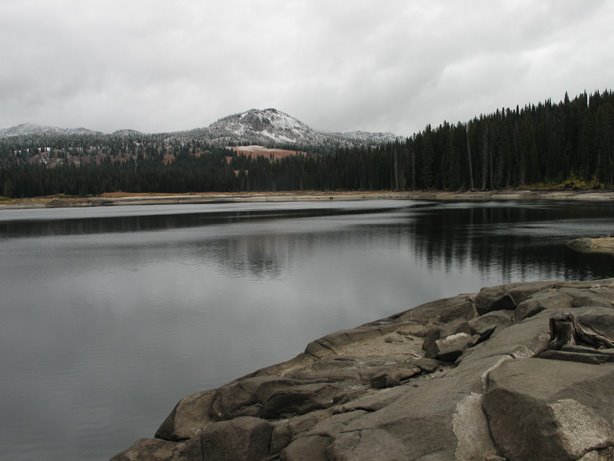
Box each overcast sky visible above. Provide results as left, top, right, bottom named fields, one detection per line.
left=1, top=0, right=613, bottom=136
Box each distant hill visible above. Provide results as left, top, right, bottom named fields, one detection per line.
left=186, top=108, right=399, bottom=147
left=0, top=123, right=103, bottom=137
left=0, top=109, right=400, bottom=147
left=3, top=90, right=614, bottom=198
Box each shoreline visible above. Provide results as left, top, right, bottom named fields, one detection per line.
left=113, top=278, right=614, bottom=460
left=1, top=188, right=614, bottom=210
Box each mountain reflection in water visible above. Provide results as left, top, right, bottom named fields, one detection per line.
left=1, top=200, right=613, bottom=461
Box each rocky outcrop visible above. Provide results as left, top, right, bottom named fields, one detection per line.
left=112, top=279, right=614, bottom=461
left=568, top=237, right=614, bottom=255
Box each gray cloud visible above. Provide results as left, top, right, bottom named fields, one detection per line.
left=0, top=0, right=613, bottom=135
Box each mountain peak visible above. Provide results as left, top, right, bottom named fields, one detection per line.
left=199, top=108, right=400, bottom=146
left=207, top=108, right=316, bottom=144
left=0, top=110, right=400, bottom=147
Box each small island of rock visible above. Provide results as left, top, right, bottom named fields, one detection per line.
left=568, top=237, right=614, bottom=255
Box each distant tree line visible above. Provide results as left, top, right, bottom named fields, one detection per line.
left=1, top=90, right=614, bottom=197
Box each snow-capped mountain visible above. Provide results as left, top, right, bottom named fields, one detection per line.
left=185, top=108, right=399, bottom=147
left=0, top=110, right=400, bottom=146
left=0, top=123, right=102, bottom=137
left=202, top=108, right=326, bottom=145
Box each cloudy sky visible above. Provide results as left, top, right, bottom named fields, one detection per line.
left=1, top=0, right=613, bottom=136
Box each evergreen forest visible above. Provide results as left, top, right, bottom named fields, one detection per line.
left=1, top=90, right=614, bottom=198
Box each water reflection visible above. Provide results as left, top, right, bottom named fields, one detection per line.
left=0, top=207, right=396, bottom=238
left=3, top=201, right=613, bottom=284
left=1, top=200, right=614, bottom=461
left=185, top=202, right=614, bottom=281
left=404, top=202, right=614, bottom=281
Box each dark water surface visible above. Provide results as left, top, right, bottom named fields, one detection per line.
left=1, top=200, right=613, bottom=460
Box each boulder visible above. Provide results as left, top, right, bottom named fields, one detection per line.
left=561, top=287, right=614, bottom=309
left=180, top=416, right=273, bottom=461
left=422, top=319, right=472, bottom=353
left=209, top=376, right=270, bottom=420
left=156, top=390, right=215, bottom=441
left=111, top=438, right=181, bottom=461
left=483, top=358, right=614, bottom=461
left=269, top=410, right=330, bottom=454
left=469, top=310, right=514, bottom=341
left=425, top=332, right=478, bottom=361
left=260, top=382, right=351, bottom=419
left=513, top=290, right=574, bottom=321
left=513, top=287, right=614, bottom=322
left=459, top=307, right=557, bottom=366
left=325, top=353, right=506, bottom=460
left=211, top=377, right=339, bottom=420
left=508, top=281, right=614, bottom=322
left=414, top=357, right=440, bottom=373
left=577, top=308, right=614, bottom=339
left=279, top=410, right=367, bottom=460
left=475, top=281, right=555, bottom=315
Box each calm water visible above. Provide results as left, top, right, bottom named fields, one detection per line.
left=1, top=200, right=614, bottom=460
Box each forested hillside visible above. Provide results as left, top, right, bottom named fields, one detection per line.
left=401, top=90, right=614, bottom=190
left=1, top=90, right=613, bottom=197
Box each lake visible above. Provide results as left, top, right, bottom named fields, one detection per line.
left=1, top=199, right=613, bottom=460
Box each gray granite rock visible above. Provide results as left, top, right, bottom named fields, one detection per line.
left=469, top=310, right=514, bottom=341
left=112, top=279, right=614, bottom=461
left=180, top=416, right=273, bottom=461
left=475, top=281, right=555, bottom=315
left=425, top=332, right=479, bottom=362
left=422, top=319, right=472, bottom=353
left=111, top=438, right=181, bottom=461
left=483, top=358, right=614, bottom=461
left=155, top=390, right=215, bottom=441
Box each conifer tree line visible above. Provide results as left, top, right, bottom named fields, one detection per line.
left=1, top=90, right=613, bottom=197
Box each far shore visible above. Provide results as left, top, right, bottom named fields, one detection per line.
left=1, top=188, right=614, bottom=210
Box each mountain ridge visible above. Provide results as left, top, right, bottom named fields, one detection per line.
left=0, top=123, right=103, bottom=137
left=0, top=109, right=400, bottom=147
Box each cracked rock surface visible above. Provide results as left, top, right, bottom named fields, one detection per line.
left=112, top=279, right=614, bottom=461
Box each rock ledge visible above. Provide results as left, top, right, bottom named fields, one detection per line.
left=112, top=279, right=614, bottom=461
left=568, top=237, right=614, bottom=254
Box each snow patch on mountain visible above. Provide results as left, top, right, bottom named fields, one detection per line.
left=0, top=109, right=400, bottom=147
left=0, top=123, right=102, bottom=137
left=193, top=108, right=399, bottom=147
